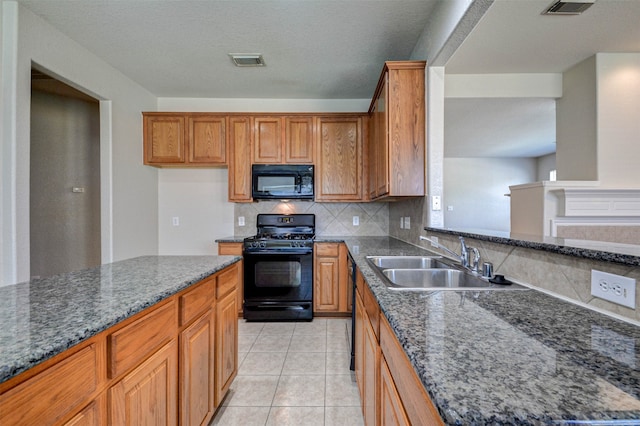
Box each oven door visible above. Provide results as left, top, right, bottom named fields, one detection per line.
left=243, top=250, right=313, bottom=302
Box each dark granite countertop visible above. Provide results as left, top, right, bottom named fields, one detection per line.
left=0, top=255, right=241, bottom=384
left=339, top=236, right=640, bottom=425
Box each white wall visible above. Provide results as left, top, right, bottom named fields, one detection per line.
left=556, top=55, right=598, bottom=181
left=536, top=153, right=556, bottom=182
left=596, top=53, right=640, bottom=188
left=156, top=97, right=369, bottom=254
left=444, top=157, right=536, bottom=232
left=1, top=3, right=158, bottom=285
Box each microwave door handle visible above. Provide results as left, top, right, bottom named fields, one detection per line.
left=296, top=175, right=302, bottom=193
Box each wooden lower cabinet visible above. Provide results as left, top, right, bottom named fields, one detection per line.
left=64, top=395, right=106, bottom=426
left=0, top=341, right=102, bottom=426
left=355, top=271, right=444, bottom=426
left=363, top=308, right=380, bottom=426
left=0, top=262, right=241, bottom=426
left=180, top=310, right=215, bottom=426
left=216, top=287, right=238, bottom=406
left=314, top=242, right=350, bottom=315
left=217, top=242, right=244, bottom=316
left=110, top=340, right=178, bottom=425
left=380, top=356, right=410, bottom=426
left=379, top=317, right=444, bottom=426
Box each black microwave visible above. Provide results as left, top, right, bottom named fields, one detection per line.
left=251, top=164, right=314, bottom=200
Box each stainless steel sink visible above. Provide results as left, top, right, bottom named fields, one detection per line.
left=381, top=268, right=527, bottom=291
left=366, top=255, right=528, bottom=291
left=367, top=255, right=449, bottom=270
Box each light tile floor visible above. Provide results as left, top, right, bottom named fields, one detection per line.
left=211, top=318, right=364, bottom=426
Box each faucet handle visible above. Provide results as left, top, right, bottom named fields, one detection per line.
left=469, top=247, right=481, bottom=274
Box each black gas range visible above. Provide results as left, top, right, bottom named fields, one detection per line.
left=242, top=214, right=315, bottom=321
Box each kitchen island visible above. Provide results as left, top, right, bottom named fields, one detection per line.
left=340, top=236, right=640, bottom=425
left=0, top=255, right=241, bottom=425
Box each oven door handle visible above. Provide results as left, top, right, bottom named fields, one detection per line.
left=243, top=249, right=313, bottom=256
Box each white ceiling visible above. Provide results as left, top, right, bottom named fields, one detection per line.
left=18, top=0, right=438, bottom=99
left=446, top=0, right=640, bottom=74
left=18, top=0, right=640, bottom=158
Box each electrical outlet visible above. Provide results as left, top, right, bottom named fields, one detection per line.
left=172, top=217, right=180, bottom=226
left=400, top=217, right=404, bottom=229
left=432, top=195, right=441, bottom=211
left=353, top=216, right=359, bottom=226
left=238, top=216, right=245, bottom=226
left=591, top=270, right=636, bottom=309
left=404, top=217, right=410, bottom=229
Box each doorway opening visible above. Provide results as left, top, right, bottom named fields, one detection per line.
left=30, top=68, right=101, bottom=279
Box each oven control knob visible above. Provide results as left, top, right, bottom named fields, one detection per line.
left=260, top=242, right=266, bottom=249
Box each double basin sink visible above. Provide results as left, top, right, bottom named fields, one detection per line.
left=366, top=255, right=528, bottom=291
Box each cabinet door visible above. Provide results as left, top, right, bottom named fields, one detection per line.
left=316, top=116, right=364, bottom=201
left=228, top=116, right=252, bottom=202
left=109, top=340, right=178, bottom=426
left=144, top=114, right=186, bottom=164
left=180, top=311, right=215, bottom=426
left=386, top=63, right=425, bottom=197
left=216, top=289, right=238, bottom=405
left=363, top=312, right=380, bottom=426
left=189, top=115, right=226, bottom=164
left=380, top=356, right=410, bottom=426
left=63, top=395, right=105, bottom=426
left=314, top=252, right=340, bottom=312
left=253, top=117, right=282, bottom=163
left=285, top=116, right=314, bottom=163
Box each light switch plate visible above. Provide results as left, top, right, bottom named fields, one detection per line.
left=404, top=217, right=410, bottom=229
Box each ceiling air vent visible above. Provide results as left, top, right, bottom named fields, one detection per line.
left=229, top=54, right=266, bottom=67
left=543, top=0, right=595, bottom=15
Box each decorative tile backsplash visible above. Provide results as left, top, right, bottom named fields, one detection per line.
left=234, top=201, right=389, bottom=237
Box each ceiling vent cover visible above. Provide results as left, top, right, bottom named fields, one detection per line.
left=229, top=54, right=266, bottom=67
left=544, top=0, right=595, bottom=15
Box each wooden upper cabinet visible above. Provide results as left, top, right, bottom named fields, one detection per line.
left=315, top=116, right=364, bottom=201
left=253, top=117, right=282, bottom=163
left=368, top=61, right=426, bottom=199
left=285, top=116, right=314, bottom=163
left=228, top=116, right=253, bottom=202
left=253, top=116, right=314, bottom=164
left=189, top=115, right=226, bottom=164
left=143, top=113, right=226, bottom=166
left=144, top=114, right=186, bottom=165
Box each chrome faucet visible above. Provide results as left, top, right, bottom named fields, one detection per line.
left=419, top=235, right=481, bottom=273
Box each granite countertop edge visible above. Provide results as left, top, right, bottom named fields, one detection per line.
left=424, top=227, right=640, bottom=267
left=0, top=255, right=242, bottom=384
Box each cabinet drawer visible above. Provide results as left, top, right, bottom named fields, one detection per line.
left=180, top=277, right=215, bottom=326
left=217, top=263, right=239, bottom=299
left=315, top=243, right=340, bottom=257
left=0, top=343, right=99, bottom=426
left=108, top=300, right=177, bottom=378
